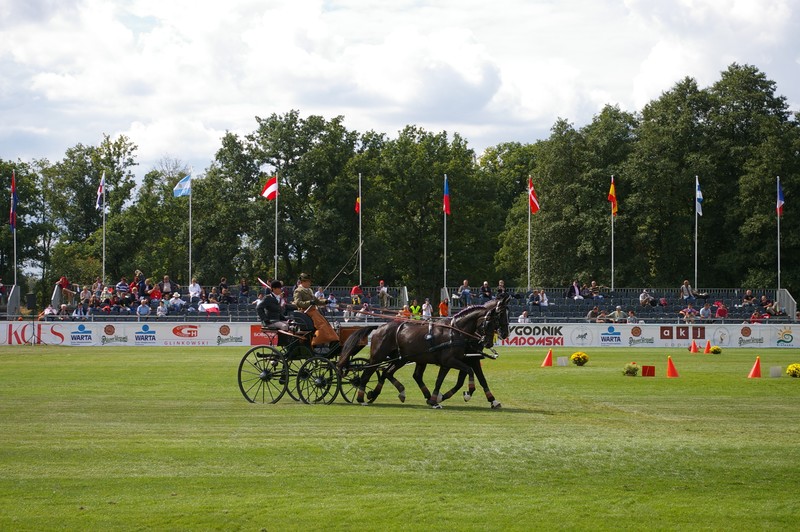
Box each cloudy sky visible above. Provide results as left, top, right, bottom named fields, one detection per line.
left=1, top=0, right=798, bottom=179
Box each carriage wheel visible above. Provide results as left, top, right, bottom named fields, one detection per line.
left=237, top=346, right=287, bottom=404
left=285, top=345, right=314, bottom=402
left=296, top=356, right=340, bottom=405
left=339, top=357, right=376, bottom=404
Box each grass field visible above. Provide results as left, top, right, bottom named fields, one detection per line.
left=1, top=345, right=799, bottom=530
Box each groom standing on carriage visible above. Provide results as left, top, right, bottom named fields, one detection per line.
left=294, top=273, right=339, bottom=347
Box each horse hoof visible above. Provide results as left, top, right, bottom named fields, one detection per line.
left=398, top=390, right=406, bottom=403
left=463, top=391, right=472, bottom=402
left=431, top=403, right=443, bottom=409
left=491, top=400, right=502, bottom=409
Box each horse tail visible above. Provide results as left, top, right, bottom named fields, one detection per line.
left=337, top=326, right=377, bottom=369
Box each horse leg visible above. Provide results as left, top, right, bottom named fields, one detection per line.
left=386, top=372, right=407, bottom=403
left=412, top=363, right=433, bottom=401
left=472, top=359, right=501, bottom=409
left=356, top=366, right=379, bottom=405
left=440, top=370, right=469, bottom=401
left=366, top=369, right=388, bottom=403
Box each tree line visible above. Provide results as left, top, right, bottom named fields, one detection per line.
left=1, top=63, right=798, bottom=307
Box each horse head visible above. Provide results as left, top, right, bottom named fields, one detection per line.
left=479, top=293, right=510, bottom=346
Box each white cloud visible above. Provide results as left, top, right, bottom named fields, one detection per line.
left=1, top=0, right=798, bottom=179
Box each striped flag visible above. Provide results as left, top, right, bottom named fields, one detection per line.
left=777, top=179, right=785, bottom=217
left=355, top=196, right=361, bottom=213
left=695, top=176, right=703, bottom=216
left=608, top=176, right=618, bottom=216
left=9, top=170, right=17, bottom=231
left=95, top=171, right=105, bottom=210
left=260, top=176, right=278, bottom=200
left=443, top=175, right=451, bottom=215
left=528, top=177, right=539, bottom=214
left=173, top=174, right=192, bottom=197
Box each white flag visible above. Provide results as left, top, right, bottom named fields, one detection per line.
left=173, top=174, right=192, bottom=197
left=695, top=175, right=703, bottom=216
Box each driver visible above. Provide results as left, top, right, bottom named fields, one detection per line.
left=294, top=273, right=339, bottom=347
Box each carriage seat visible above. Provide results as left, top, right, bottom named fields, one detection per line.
left=290, top=311, right=315, bottom=331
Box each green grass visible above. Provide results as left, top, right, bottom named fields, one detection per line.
left=1, top=346, right=799, bottom=530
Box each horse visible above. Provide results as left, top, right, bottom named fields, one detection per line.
left=337, top=294, right=510, bottom=407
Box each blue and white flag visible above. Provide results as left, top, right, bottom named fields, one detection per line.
left=173, top=174, right=192, bottom=197
left=695, top=175, right=703, bottom=216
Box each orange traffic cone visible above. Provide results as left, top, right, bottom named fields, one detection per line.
left=541, top=348, right=553, bottom=367
left=703, top=340, right=711, bottom=354
left=689, top=340, right=699, bottom=353
left=667, top=356, right=679, bottom=378
left=747, top=356, right=761, bottom=378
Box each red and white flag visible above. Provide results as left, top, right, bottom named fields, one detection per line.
left=528, top=177, right=539, bottom=214
left=260, top=176, right=278, bottom=200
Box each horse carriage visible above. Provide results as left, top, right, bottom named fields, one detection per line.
left=237, top=311, right=378, bottom=404
left=237, top=294, right=511, bottom=408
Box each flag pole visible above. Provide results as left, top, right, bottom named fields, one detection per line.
left=610, top=175, right=615, bottom=293
left=189, top=167, right=193, bottom=285
left=102, top=172, right=106, bottom=287
left=777, top=175, right=782, bottom=293
left=443, top=174, right=448, bottom=290
left=694, top=175, right=699, bottom=289
left=358, top=172, right=362, bottom=286
left=527, top=177, right=531, bottom=291
left=274, top=172, right=279, bottom=281
left=12, top=170, right=17, bottom=286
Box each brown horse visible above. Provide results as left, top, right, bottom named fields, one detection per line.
left=337, top=294, right=510, bottom=407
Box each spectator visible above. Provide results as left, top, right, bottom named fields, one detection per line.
left=539, top=290, right=549, bottom=311
left=136, top=298, right=151, bottom=318
left=749, top=309, right=763, bottom=324
left=759, top=295, right=773, bottom=310
left=715, top=302, right=729, bottom=320
left=579, top=283, right=592, bottom=299
left=596, top=310, right=610, bottom=323
left=518, top=310, right=530, bottom=323
left=639, top=289, right=655, bottom=307
left=159, top=275, right=179, bottom=296
left=589, top=280, right=605, bottom=300
left=72, top=302, right=88, bottom=320
left=679, top=302, right=698, bottom=323
left=496, top=280, right=506, bottom=296
left=565, top=280, right=582, bottom=299
left=699, top=302, right=713, bottom=322
left=610, top=305, right=625, bottom=322
left=91, top=276, right=104, bottom=298
left=218, top=288, right=235, bottom=305
left=479, top=281, right=492, bottom=303
left=678, top=280, right=695, bottom=302
left=314, top=286, right=326, bottom=312
left=57, top=304, right=70, bottom=320
left=40, top=304, right=57, bottom=321
left=231, top=278, right=247, bottom=304
left=422, top=298, right=433, bottom=320
left=208, top=286, right=220, bottom=302
left=343, top=304, right=355, bottom=321
left=398, top=305, right=411, bottom=318
left=741, top=289, right=755, bottom=307
left=457, top=280, right=472, bottom=307
left=438, top=298, right=449, bottom=317
left=147, top=284, right=163, bottom=306
left=409, top=299, right=422, bottom=319
left=378, top=280, right=389, bottom=309
left=626, top=310, right=639, bottom=323
left=87, top=296, right=102, bottom=315
left=186, top=277, right=201, bottom=301
left=168, top=292, right=185, bottom=313
left=586, top=306, right=600, bottom=322
left=115, top=276, right=130, bottom=293
left=156, top=300, right=169, bottom=318
left=79, top=285, right=92, bottom=302
left=350, top=284, right=363, bottom=305
left=56, top=276, right=77, bottom=304
left=327, top=294, right=338, bottom=316
left=527, top=289, right=540, bottom=313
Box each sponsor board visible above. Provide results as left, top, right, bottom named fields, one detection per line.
left=0, top=321, right=795, bottom=348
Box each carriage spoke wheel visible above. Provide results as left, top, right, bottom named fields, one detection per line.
left=296, top=356, right=340, bottom=405
left=285, top=345, right=313, bottom=402
left=340, top=357, right=376, bottom=404
left=237, top=346, right=287, bottom=404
